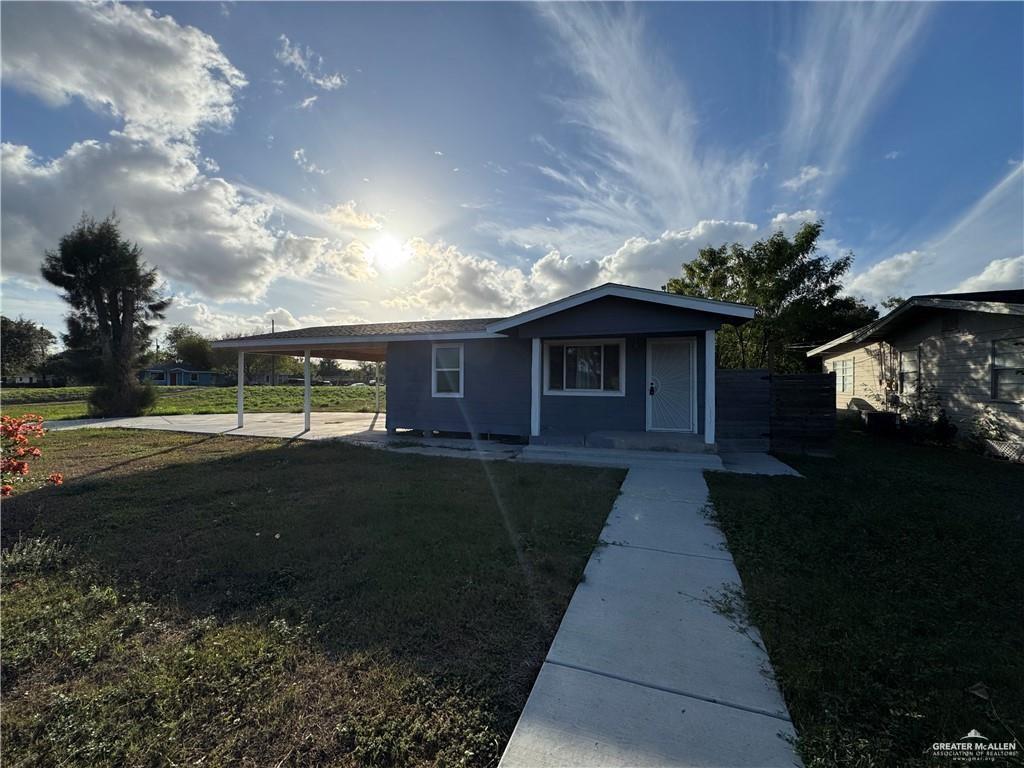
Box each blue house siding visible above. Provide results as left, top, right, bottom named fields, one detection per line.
left=539, top=333, right=706, bottom=436
left=386, top=338, right=532, bottom=436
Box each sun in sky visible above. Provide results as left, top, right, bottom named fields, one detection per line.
left=366, top=233, right=413, bottom=272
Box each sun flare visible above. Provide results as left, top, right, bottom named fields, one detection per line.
left=367, top=233, right=412, bottom=271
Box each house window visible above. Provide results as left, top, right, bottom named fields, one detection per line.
left=151, top=371, right=166, bottom=382
left=189, top=372, right=198, bottom=383
left=432, top=343, right=464, bottom=398
left=544, top=340, right=625, bottom=396
left=992, top=338, right=1024, bottom=402
left=899, top=348, right=920, bottom=397
left=831, top=358, right=854, bottom=393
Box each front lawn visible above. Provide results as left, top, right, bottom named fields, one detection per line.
left=0, top=384, right=385, bottom=421
left=706, top=423, right=1024, bottom=767
left=1, top=429, right=623, bottom=767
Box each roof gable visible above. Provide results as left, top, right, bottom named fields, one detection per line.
left=485, top=283, right=754, bottom=333
left=807, top=289, right=1024, bottom=357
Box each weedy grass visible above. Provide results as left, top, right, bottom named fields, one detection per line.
left=2, top=428, right=624, bottom=767
left=705, top=421, right=1024, bottom=768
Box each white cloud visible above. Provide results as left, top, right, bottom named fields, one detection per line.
left=529, top=250, right=602, bottom=300
left=884, top=150, right=902, bottom=160
left=434, top=150, right=444, bottom=156
left=770, top=210, right=822, bottom=235
left=533, top=5, right=760, bottom=256
left=275, top=34, right=345, bottom=91
left=847, top=250, right=924, bottom=303
left=298, top=95, right=318, bottom=109
left=1, top=138, right=372, bottom=301
left=384, top=239, right=532, bottom=316
left=324, top=201, right=383, bottom=231
left=781, top=165, right=825, bottom=190
left=599, top=220, right=760, bottom=287
left=954, top=256, right=1024, bottom=292
left=293, top=148, right=327, bottom=175
left=1, top=2, right=246, bottom=143
left=782, top=4, right=930, bottom=188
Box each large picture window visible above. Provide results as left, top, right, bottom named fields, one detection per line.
left=992, top=338, right=1024, bottom=402
left=545, top=339, right=625, bottom=396
left=431, top=343, right=464, bottom=398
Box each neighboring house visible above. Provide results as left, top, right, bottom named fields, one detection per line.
left=5, top=372, right=55, bottom=385
left=213, top=283, right=756, bottom=444
left=807, top=290, right=1024, bottom=438
left=246, top=372, right=294, bottom=385
left=141, top=363, right=223, bottom=386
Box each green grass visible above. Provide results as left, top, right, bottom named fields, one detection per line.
left=705, top=422, right=1024, bottom=767
left=1, top=428, right=624, bottom=767
left=0, top=384, right=385, bottom=421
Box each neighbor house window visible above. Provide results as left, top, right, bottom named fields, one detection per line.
left=831, top=358, right=854, bottom=393
left=545, top=340, right=625, bottom=396
left=992, top=338, right=1024, bottom=402
left=189, top=372, right=198, bottom=383
left=899, top=348, right=920, bottom=397
left=432, top=343, right=464, bottom=398
left=151, top=371, right=166, bottom=382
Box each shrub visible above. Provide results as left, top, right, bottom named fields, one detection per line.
left=0, top=414, right=62, bottom=496
left=87, top=381, right=156, bottom=417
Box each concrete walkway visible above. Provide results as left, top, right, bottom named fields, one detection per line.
left=500, top=462, right=802, bottom=767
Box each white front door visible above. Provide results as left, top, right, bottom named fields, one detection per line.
left=646, top=337, right=696, bottom=432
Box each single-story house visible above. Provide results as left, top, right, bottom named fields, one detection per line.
left=807, top=289, right=1024, bottom=438
left=4, top=372, right=57, bottom=386
left=213, top=282, right=756, bottom=444
left=141, top=363, right=223, bottom=387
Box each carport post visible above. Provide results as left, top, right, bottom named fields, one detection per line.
left=374, top=361, right=381, bottom=412
left=705, top=329, right=716, bottom=445
left=303, top=349, right=311, bottom=432
left=236, top=350, right=244, bottom=428
left=530, top=338, right=541, bottom=437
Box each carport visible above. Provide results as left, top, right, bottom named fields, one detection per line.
left=211, top=333, right=387, bottom=432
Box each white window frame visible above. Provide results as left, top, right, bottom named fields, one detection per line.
left=831, top=358, right=854, bottom=393
left=543, top=338, right=626, bottom=397
left=992, top=337, right=1024, bottom=403
left=899, top=347, right=920, bottom=397
left=431, top=342, right=464, bottom=398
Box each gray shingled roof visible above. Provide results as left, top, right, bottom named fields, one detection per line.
left=228, top=317, right=505, bottom=342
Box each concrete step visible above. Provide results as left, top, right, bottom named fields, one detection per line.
left=519, top=445, right=724, bottom=470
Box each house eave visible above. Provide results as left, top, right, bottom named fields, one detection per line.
left=485, top=283, right=755, bottom=333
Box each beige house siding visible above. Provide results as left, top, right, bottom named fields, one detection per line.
left=819, top=310, right=1024, bottom=438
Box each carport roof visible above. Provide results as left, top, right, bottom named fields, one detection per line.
left=222, top=316, right=502, bottom=343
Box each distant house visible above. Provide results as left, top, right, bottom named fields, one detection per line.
left=141, top=363, right=223, bottom=387
left=245, top=372, right=294, bottom=385
left=807, top=290, right=1024, bottom=438
left=4, top=372, right=56, bottom=386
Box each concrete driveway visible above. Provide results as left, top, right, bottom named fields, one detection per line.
left=499, top=461, right=801, bottom=767
left=45, top=411, right=381, bottom=440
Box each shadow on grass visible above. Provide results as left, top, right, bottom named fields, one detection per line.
left=2, top=434, right=623, bottom=732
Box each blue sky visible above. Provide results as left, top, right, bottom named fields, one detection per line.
left=2, top=1, right=1022, bottom=340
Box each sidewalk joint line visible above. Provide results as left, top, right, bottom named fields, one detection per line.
left=543, top=659, right=792, bottom=723
left=603, top=541, right=732, bottom=562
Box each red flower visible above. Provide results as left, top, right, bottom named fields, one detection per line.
left=48, top=472, right=64, bottom=486
left=0, top=485, right=12, bottom=497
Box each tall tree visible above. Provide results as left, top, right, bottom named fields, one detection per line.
left=0, top=316, right=56, bottom=378
left=41, top=215, right=170, bottom=415
left=163, top=324, right=213, bottom=370
left=665, top=222, right=878, bottom=371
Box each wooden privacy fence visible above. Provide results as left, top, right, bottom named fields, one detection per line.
left=716, top=369, right=836, bottom=456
